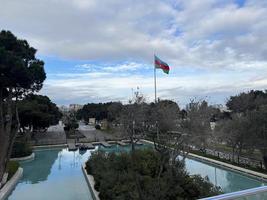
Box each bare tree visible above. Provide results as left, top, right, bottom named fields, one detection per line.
left=119, top=90, right=147, bottom=151
left=248, top=106, right=267, bottom=168
left=180, top=100, right=218, bottom=152
left=215, top=114, right=252, bottom=163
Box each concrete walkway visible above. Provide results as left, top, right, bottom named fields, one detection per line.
left=79, top=125, right=120, bottom=142
left=34, top=124, right=66, bottom=141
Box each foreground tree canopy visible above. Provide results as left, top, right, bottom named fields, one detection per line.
left=18, top=94, right=62, bottom=132
left=86, top=149, right=221, bottom=200
left=0, top=30, right=46, bottom=182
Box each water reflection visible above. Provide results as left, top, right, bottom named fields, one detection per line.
left=79, top=149, right=87, bottom=156
left=20, top=148, right=61, bottom=184
left=184, top=158, right=266, bottom=193
left=224, top=171, right=264, bottom=193
left=98, top=144, right=149, bottom=153
left=8, top=148, right=94, bottom=200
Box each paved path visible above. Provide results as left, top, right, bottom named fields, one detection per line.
left=78, top=123, right=120, bottom=142
left=78, top=123, right=95, bottom=131
left=32, top=122, right=121, bottom=144
left=31, top=123, right=66, bottom=145
left=79, top=129, right=115, bottom=141
left=47, top=123, right=64, bottom=132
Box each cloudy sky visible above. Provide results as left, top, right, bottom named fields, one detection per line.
left=1, top=0, right=267, bottom=106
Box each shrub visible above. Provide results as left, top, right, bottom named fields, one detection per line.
left=64, top=126, right=70, bottom=131
left=11, top=140, right=32, bottom=158
left=6, top=161, right=19, bottom=180
left=72, top=122, right=79, bottom=129
left=95, top=124, right=101, bottom=130
left=64, top=122, right=79, bottom=131
left=85, top=149, right=221, bottom=200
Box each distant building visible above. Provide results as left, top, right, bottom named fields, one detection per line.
left=59, top=105, right=69, bottom=112
left=100, top=119, right=108, bottom=130
left=69, top=104, right=83, bottom=111
left=210, top=122, right=216, bottom=131
left=89, top=118, right=96, bottom=125
left=212, top=104, right=231, bottom=112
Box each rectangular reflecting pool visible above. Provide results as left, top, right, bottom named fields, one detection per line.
left=7, top=144, right=267, bottom=199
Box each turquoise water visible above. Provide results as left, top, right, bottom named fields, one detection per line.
left=7, top=144, right=266, bottom=199
left=7, top=144, right=147, bottom=200
left=8, top=148, right=94, bottom=200
left=184, top=158, right=265, bottom=193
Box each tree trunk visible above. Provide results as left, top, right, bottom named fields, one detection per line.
left=232, top=146, right=235, bottom=162
left=0, top=90, right=13, bottom=182
left=130, top=135, right=135, bottom=152
left=0, top=87, right=4, bottom=182
left=130, top=124, right=135, bottom=152
left=237, top=146, right=242, bottom=164
left=261, top=149, right=267, bottom=169
left=7, top=105, right=19, bottom=163
left=0, top=91, right=18, bottom=183
left=134, top=172, right=144, bottom=200
left=0, top=87, right=3, bottom=133
left=0, top=132, right=10, bottom=185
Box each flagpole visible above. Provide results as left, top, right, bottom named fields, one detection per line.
left=154, top=57, right=157, bottom=103
left=154, top=55, right=159, bottom=140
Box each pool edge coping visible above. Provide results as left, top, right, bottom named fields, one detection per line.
left=81, top=164, right=100, bottom=200
left=141, top=139, right=267, bottom=182
left=33, top=144, right=67, bottom=150
left=10, top=153, right=35, bottom=162
left=0, top=167, right=23, bottom=200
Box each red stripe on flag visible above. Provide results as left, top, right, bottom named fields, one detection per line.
left=155, top=60, right=170, bottom=71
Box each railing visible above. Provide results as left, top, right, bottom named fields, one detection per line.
left=191, top=147, right=264, bottom=170
left=30, top=138, right=127, bottom=146
left=200, top=186, right=267, bottom=200
left=204, top=148, right=263, bottom=169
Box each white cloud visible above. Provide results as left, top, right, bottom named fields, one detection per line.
left=41, top=64, right=267, bottom=106
left=75, top=64, right=91, bottom=69
left=1, top=0, right=266, bottom=69
left=1, top=0, right=267, bottom=105
left=102, top=62, right=146, bottom=72
left=50, top=72, right=112, bottom=78
left=74, top=62, right=151, bottom=73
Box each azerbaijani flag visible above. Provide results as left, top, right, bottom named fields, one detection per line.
left=154, top=55, right=170, bottom=74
